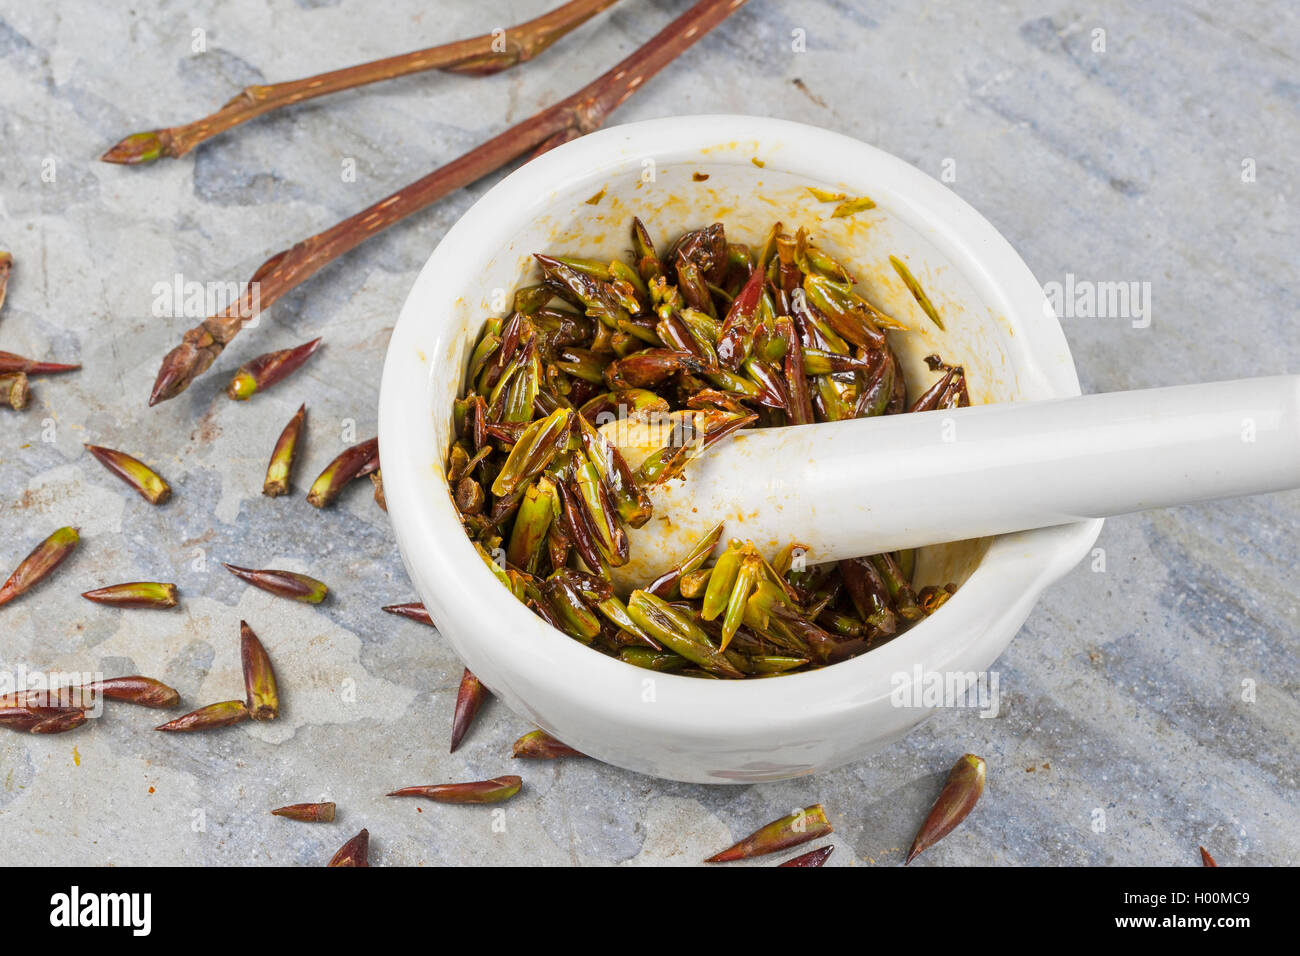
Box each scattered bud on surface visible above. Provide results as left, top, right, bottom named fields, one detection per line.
left=906, top=754, right=987, bottom=865
left=387, top=775, right=522, bottom=805
left=273, top=802, right=337, bottom=823
left=263, top=404, right=306, bottom=497
left=82, top=581, right=179, bottom=609
left=706, top=805, right=833, bottom=863
left=0, top=526, right=79, bottom=608
left=511, top=729, right=585, bottom=760
left=224, top=564, right=328, bottom=604
left=85, top=444, right=172, bottom=504
left=155, top=700, right=250, bottom=732
left=328, top=829, right=370, bottom=866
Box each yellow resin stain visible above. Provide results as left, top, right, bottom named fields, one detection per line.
left=72, top=746, right=80, bottom=766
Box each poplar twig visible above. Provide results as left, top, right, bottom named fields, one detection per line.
left=101, top=0, right=623, bottom=164
left=148, top=0, right=749, bottom=405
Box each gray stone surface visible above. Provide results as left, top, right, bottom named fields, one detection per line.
left=1, top=0, right=1296, bottom=865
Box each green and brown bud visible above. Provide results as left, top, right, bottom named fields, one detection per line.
left=263, top=403, right=306, bottom=497
left=227, top=338, right=322, bottom=400
left=82, top=581, right=179, bottom=609
left=155, top=699, right=250, bottom=732
left=3, top=676, right=178, bottom=710
left=90, top=676, right=180, bottom=709
left=0, top=251, right=10, bottom=311
left=905, top=753, right=986, bottom=865
left=646, top=522, right=724, bottom=598
left=450, top=668, right=487, bottom=754
left=240, top=621, right=280, bottom=721
left=619, top=648, right=688, bottom=672
left=371, top=470, right=387, bottom=511
left=491, top=407, right=572, bottom=498
left=506, top=476, right=560, bottom=573
left=541, top=571, right=602, bottom=643
left=387, top=775, right=522, bottom=805
left=512, top=729, right=585, bottom=759
left=100, top=130, right=170, bottom=165
left=381, top=602, right=435, bottom=627
left=224, top=564, right=329, bottom=604
left=534, top=253, right=628, bottom=328
left=307, top=437, right=378, bottom=507
left=889, top=254, right=945, bottom=330
left=706, top=804, right=833, bottom=862
left=272, top=802, right=337, bottom=822
left=85, top=444, right=171, bottom=504
left=802, top=274, right=887, bottom=350
left=0, top=526, right=79, bottom=608
left=734, top=654, right=809, bottom=675
left=626, top=590, right=743, bottom=679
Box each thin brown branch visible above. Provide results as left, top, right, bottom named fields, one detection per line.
left=148, top=0, right=749, bottom=406
left=101, top=0, right=623, bottom=164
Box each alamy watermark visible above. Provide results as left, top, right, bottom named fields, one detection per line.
left=151, top=273, right=260, bottom=324
left=890, top=666, right=1001, bottom=718
left=1043, top=273, right=1151, bottom=329
left=1, top=667, right=106, bottom=716
left=49, top=886, right=151, bottom=936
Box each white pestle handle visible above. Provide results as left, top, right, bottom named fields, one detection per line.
left=614, top=375, right=1300, bottom=585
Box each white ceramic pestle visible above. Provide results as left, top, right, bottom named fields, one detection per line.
left=608, top=375, right=1300, bottom=586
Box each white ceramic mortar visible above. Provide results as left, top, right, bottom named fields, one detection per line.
left=378, top=115, right=1103, bottom=783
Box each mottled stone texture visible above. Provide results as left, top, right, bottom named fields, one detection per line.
left=0, top=1, right=1295, bottom=865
